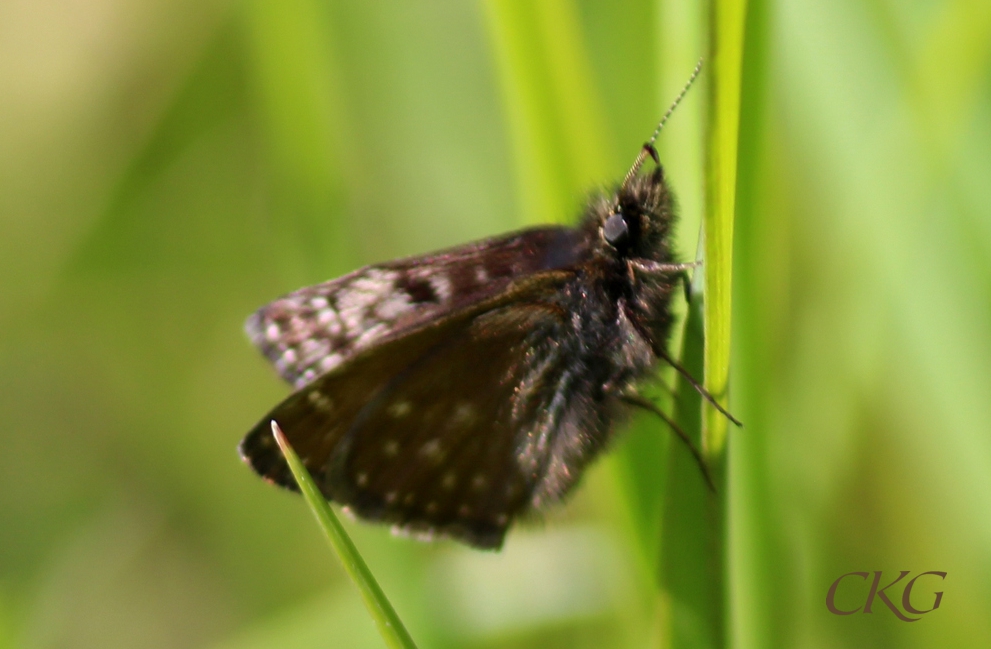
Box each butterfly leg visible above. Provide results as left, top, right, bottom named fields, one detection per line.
left=620, top=392, right=715, bottom=493
left=618, top=294, right=742, bottom=427
left=628, top=258, right=700, bottom=304
left=656, top=348, right=743, bottom=427
left=629, top=259, right=701, bottom=274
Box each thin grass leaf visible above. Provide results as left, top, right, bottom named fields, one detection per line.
left=703, top=0, right=749, bottom=456
left=271, top=421, right=418, bottom=649
left=659, top=290, right=725, bottom=649
left=729, top=0, right=776, bottom=644
left=482, top=0, right=613, bottom=226
left=658, top=0, right=750, bottom=646
left=484, top=1, right=675, bottom=585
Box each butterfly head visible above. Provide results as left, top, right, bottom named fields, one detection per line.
left=597, top=58, right=701, bottom=266
left=597, top=166, right=675, bottom=265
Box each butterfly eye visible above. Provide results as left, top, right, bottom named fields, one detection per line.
left=603, top=212, right=629, bottom=247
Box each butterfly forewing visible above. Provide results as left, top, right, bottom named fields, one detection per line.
left=245, top=227, right=582, bottom=390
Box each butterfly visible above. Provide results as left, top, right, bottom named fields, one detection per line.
left=239, top=62, right=738, bottom=549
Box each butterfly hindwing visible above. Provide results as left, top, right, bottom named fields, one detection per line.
left=326, top=301, right=573, bottom=548
left=239, top=313, right=454, bottom=490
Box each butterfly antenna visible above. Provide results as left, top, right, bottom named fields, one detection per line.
left=621, top=58, right=704, bottom=190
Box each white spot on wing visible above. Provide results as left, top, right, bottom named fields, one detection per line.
left=265, top=323, right=281, bottom=342
left=352, top=269, right=398, bottom=293
left=317, top=308, right=340, bottom=331
left=336, top=269, right=399, bottom=335
left=375, top=291, right=413, bottom=320
left=391, top=524, right=437, bottom=542
left=276, top=348, right=298, bottom=373
left=355, top=322, right=388, bottom=348
left=452, top=402, right=475, bottom=425
left=307, top=391, right=333, bottom=411
left=288, top=315, right=306, bottom=335
left=389, top=401, right=411, bottom=418
left=419, top=439, right=442, bottom=460
left=299, top=338, right=329, bottom=363
left=428, top=274, right=452, bottom=302
left=319, top=353, right=343, bottom=373
left=339, top=305, right=366, bottom=334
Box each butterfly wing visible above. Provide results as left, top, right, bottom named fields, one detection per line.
left=244, top=227, right=582, bottom=390
left=241, top=226, right=595, bottom=546
left=240, top=272, right=575, bottom=548
left=326, top=300, right=575, bottom=548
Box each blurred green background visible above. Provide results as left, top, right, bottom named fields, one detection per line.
left=1, top=0, right=989, bottom=647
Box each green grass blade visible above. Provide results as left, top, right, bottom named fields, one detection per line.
left=659, top=290, right=726, bottom=649
left=704, top=0, right=748, bottom=455
left=658, top=0, right=750, bottom=646
left=482, top=0, right=613, bottom=226
left=729, top=0, right=774, bottom=644
left=270, top=422, right=418, bottom=649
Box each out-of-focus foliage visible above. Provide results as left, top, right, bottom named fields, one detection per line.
left=0, top=0, right=988, bottom=648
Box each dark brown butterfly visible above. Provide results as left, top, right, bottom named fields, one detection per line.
left=239, top=62, right=737, bottom=549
